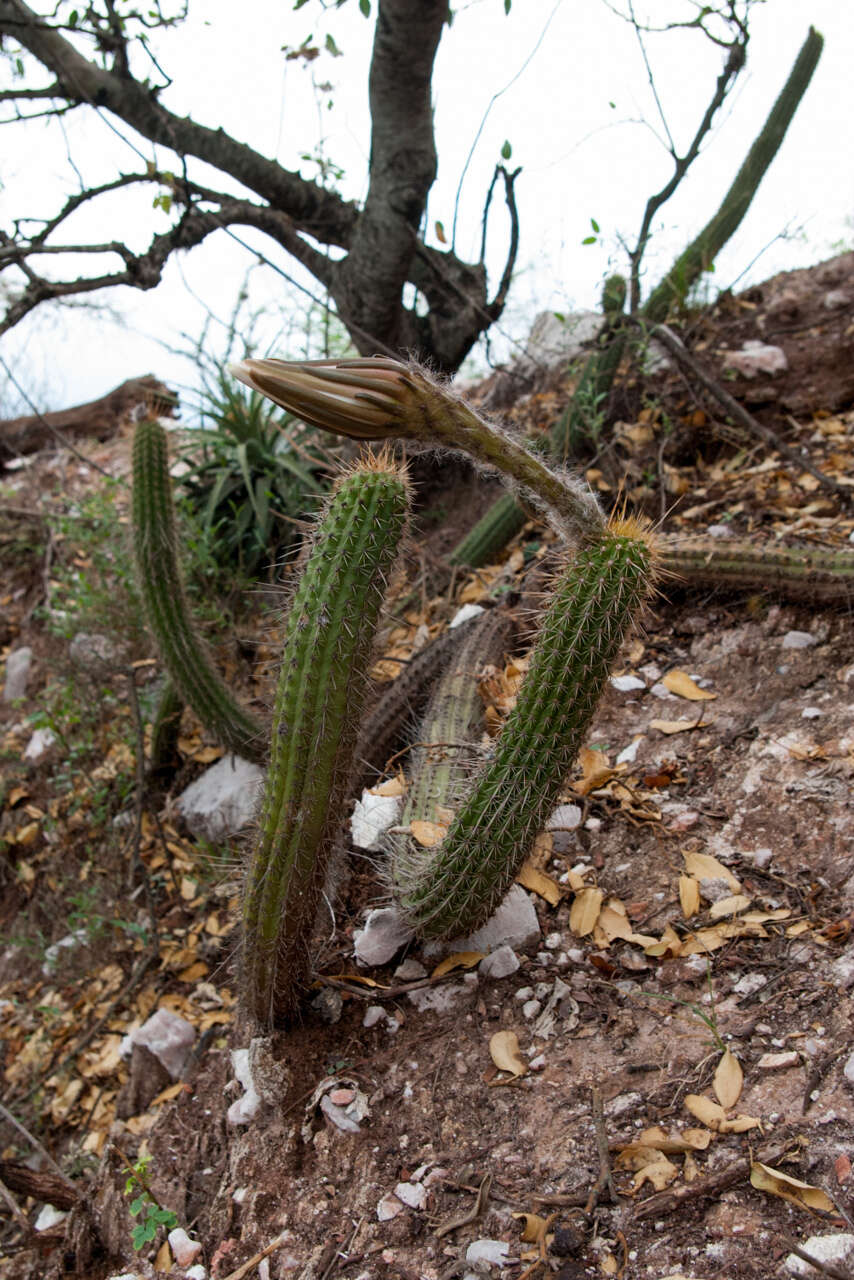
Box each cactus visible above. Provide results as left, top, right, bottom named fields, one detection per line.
left=148, top=679, right=184, bottom=779
left=395, top=520, right=656, bottom=938
left=660, top=536, right=854, bottom=604
left=242, top=455, right=410, bottom=1027
left=132, top=418, right=266, bottom=763
left=449, top=492, right=528, bottom=568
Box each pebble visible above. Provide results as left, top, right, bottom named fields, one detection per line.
left=354, top=907, right=413, bottom=966
left=394, top=958, right=427, bottom=981
left=844, top=1052, right=854, bottom=1085
left=785, top=1234, right=854, bottom=1276
left=466, top=1239, right=512, bottom=1265
left=611, top=674, right=645, bottom=692
left=407, top=983, right=470, bottom=1014
left=649, top=682, right=676, bottom=700
left=23, top=728, right=56, bottom=762
left=544, top=931, right=562, bottom=949
left=3, top=647, right=32, bottom=702
left=522, top=999, right=542, bottom=1019
left=732, top=973, right=768, bottom=997
left=394, top=1181, right=427, bottom=1209
left=782, top=631, right=817, bottom=650
left=479, top=945, right=520, bottom=980
left=376, top=1194, right=403, bottom=1221
left=742, top=847, right=773, bottom=869
left=456, top=885, right=540, bottom=953
left=616, top=738, right=642, bottom=764
left=758, top=1051, right=800, bottom=1071
left=546, top=803, right=582, bottom=832
left=801, top=707, right=822, bottom=719
left=176, top=755, right=264, bottom=841
left=514, top=986, right=534, bottom=1001
left=168, top=1228, right=202, bottom=1267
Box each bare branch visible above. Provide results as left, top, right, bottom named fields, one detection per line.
left=484, top=165, right=521, bottom=320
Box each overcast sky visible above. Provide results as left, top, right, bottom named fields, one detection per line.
left=1, top=0, right=850, bottom=418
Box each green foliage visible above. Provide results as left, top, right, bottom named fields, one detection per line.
left=177, top=368, right=332, bottom=581
left=123, top=1154, right=178, bottom=1252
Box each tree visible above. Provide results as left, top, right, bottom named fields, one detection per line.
left=0, top=0, right=521, bottom=373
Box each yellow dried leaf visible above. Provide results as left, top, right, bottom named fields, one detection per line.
left=684, top=1094, right=726, bottom=1129
left=569, top=887, right=604, bottom=936
left=750, top=1162, right=836, bottom=1214
left=516, top=859, right=561, bottom=906
left=598, top=903, right=633, bottom=942
left=637, top=1127, right=711, bottom=1154
left=410, top=819, right=448, bottom=848
left=601, top=1252, right=619, bottom=1275
left=679, top=927, right=730, bottom=956
left=180, top=876, right=198, bottom=901
left=709, top=894, right=752, bottom=921
left=431, top=951, right=483, bottom=978
left=154, top=1241, right=172, bottom=1272
left=713, top=1049, right=743, bottom=1110
left=719, top=1113, right=761, bottom=1133
left=177, top=961, right=208, bottom=982
left=7, top=785, right=29, bottom=806
left=742, top=908, right=790, bottom=924
left=193, top=745, right=224, bottom=764
left=633, top=1152, right=679, bottom=1191
left=529, top=830, right=554, bottom=868
left=489, top=1030, right=528, bottom=1078
left=573, top=747, right=617, bottom=796
left=150, top=1082, right=186, bottom=1108
left=683, top=1151, right=700, bottom=1182
left=371, top=776, right=406, bottom=797
left=786, top=920, right=811, bottom=937
left=650, top=718, right=703, bottom=735
left=12, top=821, right=40, bottom=846
left=662, top=670, right=717, bottom=701
left=683, top=851, right=741, bottom=892
left=512, top=1212, right=549, bottom=1243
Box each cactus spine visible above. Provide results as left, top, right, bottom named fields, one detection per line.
left=396, top=521, right=656, bottom=938
left=132, top=418, right=266, bottom=763
left=242, top=456, right=410, bottom=1027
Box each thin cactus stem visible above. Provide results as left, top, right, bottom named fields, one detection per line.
left=660, top=536, right=854, bottom=604
left=149, top=678, right=184, bottom=777
left=396, top=520, right=657, bottom=939
left=132, top=418, right=266, bottom=763
left=231, top=356, right=605, bottom=543
left=449, top=492, right=528, bottom=568
left=242, top=455, right=410, bottom=1028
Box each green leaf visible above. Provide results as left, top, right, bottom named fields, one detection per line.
left=500, top=140, right=512, bottom=161
left=131, top=1217, right=157, bottom=1250
left=324, top=33, right=342, bottom=56
left=553, top=312, right=565, bottom=323
left=504, top=0, right=511, bottom=11
left=14, top=56, right=24, bottom=77
left=590, top=218, right=600, bottom=233
left=359, top=0, right=371, bottom=14
left=68, top=9, right=78, bottom=26
left=581, top=236, right=597, bottom=245
left=129, top=1194, right=147, bottom=1218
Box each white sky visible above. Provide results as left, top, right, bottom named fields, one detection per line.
left=1, top=0, right=851, bottom=418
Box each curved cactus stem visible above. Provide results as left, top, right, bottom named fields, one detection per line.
left=242, top=455, right=410, bottom=1027
left=132, top=418, right=266, bottom=763
left=449, top=492, right=528, bottom=569
left=660, top=536, right=854, bottom=604
left=396, top=521, right=656, bottom=939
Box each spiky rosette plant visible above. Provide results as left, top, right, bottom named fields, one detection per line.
left=396, top=519, right=657, bottom=937
left=242, top=453, right=410, bottom=1027
left=132, top=418, right=266, bottom=763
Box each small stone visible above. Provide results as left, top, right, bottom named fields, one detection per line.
left=546, top=803, right=582, bottom=832
left=320, top=1095, right=361, bottom=1132
left=544, top=931, right=562, bottom=949
left=649, top=681, right=676, bottom=699
left=3, top=647, right=32, bottom=702
left=611, top=674, right=645, bottom=692
left=536, top=951, right=552, bottom=966
left=394, top=958, right=427, bottom=981
left=479, top=945, right=520, bottom=980
left=184, top=1267, right=206, bottom=1280
left=363, top=1005, right=387, bottom=1028
left=785, top=1234, right=854, bottom=1276
left=732, top=973, right=767, bottom=997
left=529, top=1054, right=546, bottom=1071
left=168, top=1228, right=202, bottom=1267
left=722, top=341, right=788, bottom=378
left=354, top=907, right=413, bottom=966
left=69, top=632, right=119, bottom=668
left=743, top=847, right=773, bottom=869
left=456, top=885, right=540, bottom=953
left=758, top=1051, right=800, bottom=1071
left=119, top=1008, right=195, bottom=1080
left=706, top=524, right=734, bottom=538
left=23, top=728, right=57, bottom=762
left=226, top=1049, right=260, bottom=1126
left=350, top=790, right=401, bottom=850
left=801, top=707, right=822, bottom=719
left=522, top=999, right=542, bottom=1019
left=831, top=950, right=854, bottom=990
left=407, top=983, right=470, bottom=1014
left=782, top=630, right=817, bottom=650
left=329, top=1088, right=355, bottom=1106
left=35, top=1204, right=68, bottom=1231
left=176, top=754, right=264, bottom=841
left=449, top=603, right=485, bottom=629
left=377, top=1194, right=403, bottom=1221
left=698, top=877, right=735, bottom=904
left=311, top=987, right=343, bottom=1024
left=466, top=1239, right=512, bottom=1265
left=394, top=1181, right=427, bottom=1209
left=514, top=986, right=534, bottom=1001
left=844, top=1052, right=854, bottom=1085
left=616, top=738, right=641, bottom=764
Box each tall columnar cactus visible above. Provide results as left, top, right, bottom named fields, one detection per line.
left=242, top=455, right=410, bottom=1027
left=660, top=536, right=854, bottom=604
left=132, top=418, right=266, bottom=763
left=396, top=520, right=656, bottom=938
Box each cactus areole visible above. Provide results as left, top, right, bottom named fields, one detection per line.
left=242, top=456, right=410, bottom=1027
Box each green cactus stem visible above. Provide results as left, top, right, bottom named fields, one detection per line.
left=396, top=520, right=656, bottom=939
left=148, top=679, right=184, bottom=779
left=132, top=418, right=266, bottom=763
left=231, top=356, right=605, bottom=543
left=242, top=455, right=410, bottom=1027
left=449, top=491, right=528, bottom=568
left=660, top=536, right=854, bottom=604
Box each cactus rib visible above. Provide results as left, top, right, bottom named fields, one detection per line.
left=242, top=457, right=410, bottom=1027
left=132, top=418, right=266, bottom=763
left=396, top=522, right=655, bottom=938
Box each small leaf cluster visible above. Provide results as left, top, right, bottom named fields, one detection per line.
left=124, top=1155, right=178, bottom=1252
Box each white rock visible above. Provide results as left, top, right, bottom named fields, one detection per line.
left=3, top=647, right=32, bottom=702
left=354, top=907, right=413, bottom=966
left=466, top=1239, right=512, bottom=1266
left=69, top=632, right=119, bottom=668
left=168, top=1228, right=202, bottom=1267
left=732, top=973, right=767, bottom=997
left=722, top=341, right=788, bottom=378
left=514, top=986, right=534, bottom=1001
left=455, top=885, right=540, bottom=953
left=394, top=1181, right=427, bottom=1209
left=706, top=524, right=734, bottom=538
left=831, top=950, right=854, bottom=990
left=544, top=931, right=562, bottom=949
left=24, top=727, right=57, bottom=762
left=119, top=1008, right=195, bottom=1080
left=226, top=1048, right=260, bottom=1125
left=824, top=289, right=852, bottom=309
left=785, top=1234, right=854, bottom=1276
left=176, top=754, right=264, bottom=841
left=394, top=957, right=427, bottom=981
left=610, top=674, right=645, bottom=692
left=320, top=1095, right=362, bottom=1132
left=758, top=1051, right=800, bottom=1071
left=523, top=310, right=602, bottom=371
left=407, top=983, right=470, bottom=1014
left=801, top=707, right=822, bottom=719
left=698, top=877, right=735, bottom=904
left=844, top=1052, right=854, bottom=1085
left=522, top=999, right=542, bottom=1019
left=479, top=945, right=520, bottom=980
left=782, top=631, right=817, bottom=650
left=616, top=738, right=642, bottom=764
left=743, top=847, right=773, bottom=869
left=649, top=682, right=676, bottom=699
left=377, top=1193, right=403, bottom=1221
left=449, top=603, right=485, bottom=629
left=35, top=1204, right=68, bottom=1231
left=363, top=1005, right=387, bottom=1028
left=350, top=790, right=401, bottom=850
left=183, top=1266, right=206, bottom=1280
left=42, top=928, right=89, bottom=975
left=547, top=804, right=582, bottom=832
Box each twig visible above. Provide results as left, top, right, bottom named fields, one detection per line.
left=645, top=324, right=850, bottom=498
left=585, top=1086, right=621, bottom=1214
left=632, top=1139, right=791, bottom=1221
left=434, top=1172, right=492, bottom=1238
left=782, top=1237, right=854, bottom=1280
left=124, top=666, right=159, bottom=944
left=0, top=1174, right=30, bottom=1233
left=0, top=1103, right=65, bottom=1180
left=219, top=1232, right=290, bottom=1280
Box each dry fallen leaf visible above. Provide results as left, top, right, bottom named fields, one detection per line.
left=662, top=669, right=718, bottom=701
left=570, top=887, right=604, bottom=937
left=684, top=1094, right=726, bottom=1129
left=573, top=747, right=618, bottom=796
left=679, top=875, right=700, bottom=919
left=713, top=1049, right=743, bottom=1110
left=512, top=1212, right=550, bottom=1243
left=431, top=952, right=483, bottom=979
left=650, top=718, right=703, bottom=735
left=637, top=1126, right=711, bottom=1154
left=708, top=894, right=752, bottom=921
left=516, top=859, right=562, bottom=906
left=489, top=1030, right=528, bottom=1078
left=409, top=819, right=448, bottom=848
left=683, top=850, right=741, bottom=892
left=371, top=775, right=406, bottom=797
left=750, top=1162, right=836, bottom=1214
